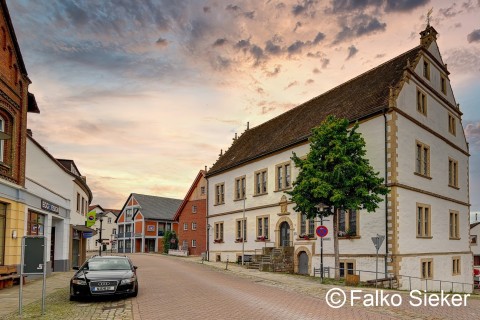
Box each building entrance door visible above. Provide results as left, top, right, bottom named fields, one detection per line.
left=72, top=239, right=79, bottom=268
left=298, top=251, right=308, bottom=274
left=0, top=203, right=6, bottom=265
left=280, top=222, right=290, bottom=247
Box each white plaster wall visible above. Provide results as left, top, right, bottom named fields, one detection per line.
left=397, top=188, right=470, bottom=254
left=399, top=254, right=473, bottom=293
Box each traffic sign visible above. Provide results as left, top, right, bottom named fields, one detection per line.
left=316, top=225, right=328, bottom=238
left=371, top=235, right=385, bottom=251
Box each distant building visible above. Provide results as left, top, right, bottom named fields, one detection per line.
left=1, top=0, right=40, bottom=269
left=471, top=223, right=480, bottom=266
left=207, top=25, right=472, bottom=291
left=115, top=193, right=181, bottom=253
left=470, top=212, right=480, bottom=223
left=174, top=170, right=207, bottom=256
left=87, top=205, right=120, bottom=253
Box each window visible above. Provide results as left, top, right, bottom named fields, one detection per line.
left=448, top=158, right=458, bottom=188
left=27, top=211, right=45, bottom=235
left=183, top=223, right=188, bottom=231
left=452, top=257, right=461, bottom=275
left=256, top=216, right=269, bottom=239
left=339, top=260, right=355, bottom=278
left=448, top=114, right=456, bottom=136
left=236, top=218, right=247, bottom=241
left=214, top=222, right=224, bottom=241
left=449, top=211, right=460, bottom=239
left=76, top=193, right=80, bottom=212
left=192, top=239, right=197, bottom=248
left=112, top=228, right=116, bottom=234
left=234, top=176, right=246, bottom=200
left=421, top=259, right=433, bottom=279
left=254, top=169, right=268, bottom=195
left=200, top=186, right=206, bottom=195
left=441, top=76, right=447, bottom=94
left=471, top=235, right=477, bottom=245
left=338, top=209, right=358, bottom=237
left=182, top=240, right=188, bottom=250
left=417, top=204, right=431, bottom=237
left=299, top=214, right=315, bottom=238
left=81, top=197, right=85, bottom=215
left=192, top=205, right=197, bottom=213
left=417, top=89, right=427, bottom=115
left=275, top=162, right=291, bottom=191
left=423, top=60, right=430, bottom=80
left=415, top=141, right=430, bottom=177
left=192, top=222, right=197, bottom=230
left=215, top=183, right=225, bottom=205
left=108, top=217, right=112, bottom=224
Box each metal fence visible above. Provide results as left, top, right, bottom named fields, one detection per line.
left=313, top=266, right=474, bottom=293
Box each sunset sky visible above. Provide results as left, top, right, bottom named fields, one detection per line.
left=8, top=0, right=480, bottom=211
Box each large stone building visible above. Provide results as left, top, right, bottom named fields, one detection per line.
left=206, top=25, right=472, bottom=291
left=0, top=0, right=39, bottom=269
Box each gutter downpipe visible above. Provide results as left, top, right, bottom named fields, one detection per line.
left=206, top=170, right=210, bottom=261
left=383, top=108, right=389, bottom=277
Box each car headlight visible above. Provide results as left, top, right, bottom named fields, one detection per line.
left=120, top=277, right=135, bottom=285
left=72, top=279, right=87, bottom=285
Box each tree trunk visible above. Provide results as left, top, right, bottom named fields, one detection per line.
left=333, top=208, right=340, bottom=279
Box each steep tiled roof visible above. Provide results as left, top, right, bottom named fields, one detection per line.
left=133, top=193, right=182, bottom=221
left=207, top=46, right=422, bottom=176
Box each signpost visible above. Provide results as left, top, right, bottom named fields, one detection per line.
left=371, top=234, right=385, bottom=288
left=316, top=224, right=328, bottom=282
left=20, top=236, right=47, bottom=316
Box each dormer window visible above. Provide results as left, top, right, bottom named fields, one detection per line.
left=423, top=60, right=430, bottom=80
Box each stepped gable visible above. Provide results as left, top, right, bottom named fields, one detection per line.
left=208, top=46, right=422, bottom=176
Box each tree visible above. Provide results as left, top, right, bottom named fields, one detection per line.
left=163, top=230, right=178, bottom=253
left=288, top=115, right=389, bottom=278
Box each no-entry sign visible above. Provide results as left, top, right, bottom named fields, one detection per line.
left=316, top=225, right=328, bottom=238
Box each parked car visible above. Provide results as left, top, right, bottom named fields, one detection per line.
left=70, top=255, right=138, bottom=300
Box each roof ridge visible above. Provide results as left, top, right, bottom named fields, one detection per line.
left=133, top=193, right=182, bottom=201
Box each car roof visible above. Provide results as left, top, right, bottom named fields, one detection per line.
left=89, top=255, right=130, bottom=260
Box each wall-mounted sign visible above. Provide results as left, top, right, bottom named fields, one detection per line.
left=41, top=200, right=59, bottom=214
left=147, top=225, right=155, bottom=232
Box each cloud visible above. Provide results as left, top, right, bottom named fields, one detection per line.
left=203, top=6, right=211, bottom=13
left=465, top=122, right=480, bottom=151
left=292, top=0, right=317, bottom=16
left=250, top=45, right=265, bottom=64
left=329, top=0, right=383, bottom=13
left=467, top=29, right=480, bottom=43
left=384, top=0, right=430, bottom=12
left=313, top=67, right=320, bottom=73
left=305, top=79, right=315, bottom=84
left=285, top=81, right=298, bottom=89
left=226, top=4, right=241, bottom=12
left=334, top=15, right=386, bottom=43
left=313, top=32, right=326, bottom=44
left=265, top=65, right=281, bottom=77
left=439, top=3, right=463, bottom=18
left=346, top=45, right=358, bottom=60
left=213, top=38, right=228, bottom=46
left=156, top=37, right=168, bottom=47
left=445, top=47, right=480, bottom=73
left=287, top=40, right=306, bottom=55
left=294, top=21, right=302, bottom=32
left=265, top=40, right=282, bottom=55
left=235, top=39, right=251, bottom=49
left=243, top=11, right=255, bottom=19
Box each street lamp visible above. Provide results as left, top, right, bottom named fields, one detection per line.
left=98, top=214, right=104, bottom=256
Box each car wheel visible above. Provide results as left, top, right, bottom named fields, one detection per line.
left=131, top=281, right=138, bottom=297
left=69, top=294, right=76, bottom=301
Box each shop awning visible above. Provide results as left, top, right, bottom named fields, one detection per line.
left=73, top=225, right=97, bottom=234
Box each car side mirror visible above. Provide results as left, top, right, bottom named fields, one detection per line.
left=72, top=266, right=79, bottom=270
left=133, top=266, right=138, bottom=270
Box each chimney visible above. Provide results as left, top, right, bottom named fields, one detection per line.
left=247, top=122, right=250, bottom=130
left=81, top=176, right=87, bottom=182
left=233, top=133, right=237, bottom=140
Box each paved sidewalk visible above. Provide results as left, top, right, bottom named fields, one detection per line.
left=0, top=271, right=73, bottom=318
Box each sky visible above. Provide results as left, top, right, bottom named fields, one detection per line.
left=7, top=0, right=480, bottom=210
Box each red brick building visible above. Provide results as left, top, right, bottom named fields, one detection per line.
left=174, top=170, right=207, bottom=256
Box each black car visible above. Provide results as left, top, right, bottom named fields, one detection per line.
left=70, top=255, right=138, bottom=301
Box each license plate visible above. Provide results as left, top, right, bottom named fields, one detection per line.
left=93, top=286, right=115, bottom=291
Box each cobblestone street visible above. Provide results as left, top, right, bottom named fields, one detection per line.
left=2, top=253, right=480, bottom=319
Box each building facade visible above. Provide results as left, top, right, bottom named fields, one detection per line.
left=87, top=205, right=119, bottom=253
left=207, top=25, right=472, bottom=291
left=116, top=193, right=181, bottom=253
left=174, top=170, right=207, bottom=256
left=0, top=0, right=39, bottom=269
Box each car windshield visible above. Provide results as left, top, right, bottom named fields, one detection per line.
left=84, top=258, right=131, bottom=271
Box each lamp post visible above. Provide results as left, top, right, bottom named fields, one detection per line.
left=98, top=214, right=104, bottom=256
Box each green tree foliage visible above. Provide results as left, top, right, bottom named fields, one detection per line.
left=163, top=230, right=178, bottom=253
left=288, top=115, right=389, bottom=277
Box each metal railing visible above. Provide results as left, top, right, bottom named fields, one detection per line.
left=313, top=266, right=474, bottom=293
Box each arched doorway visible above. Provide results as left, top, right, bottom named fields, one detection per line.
left=280, top=221, right=290, bottom=247
left=298, top=251, right=309, bottom=275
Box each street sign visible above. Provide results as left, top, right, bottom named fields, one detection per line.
left=371, top=235, right=385, bottom=251
left=316, top=225, right=328, bottom=238
left=83, top=232, right=93, bottom=238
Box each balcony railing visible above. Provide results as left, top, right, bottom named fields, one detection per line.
left=117, top=233, right=125, bottom=238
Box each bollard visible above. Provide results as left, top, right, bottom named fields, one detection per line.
left=225, top=258, right=229, bottom=270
